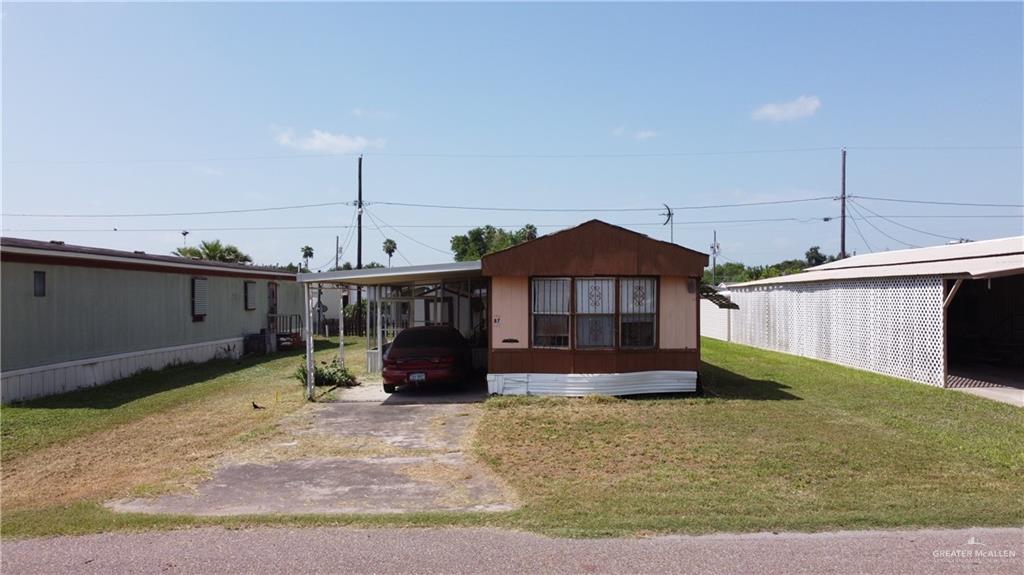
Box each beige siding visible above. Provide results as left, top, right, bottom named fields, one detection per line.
left=1, top=261, right=303, bottom=371
left=659, top=276, right=697, bottom=349
left=491, top=276, right=528, bottom=349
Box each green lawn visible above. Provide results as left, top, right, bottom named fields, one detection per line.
left=2, top=337, right=1021, bottom=538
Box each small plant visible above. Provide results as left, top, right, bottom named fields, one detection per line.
left=294, top=359, right=359, bottom=388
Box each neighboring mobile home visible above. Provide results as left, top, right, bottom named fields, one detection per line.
left=724, top=236, right=1024, bottom=390
left=1, top=237, right=304, bottom=403
left=297, top=220, right=709, bottom=396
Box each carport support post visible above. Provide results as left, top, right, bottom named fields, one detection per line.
left=338, top=292, right=345, bottom=367
left=304, top=283, right=315, bottom=401
left=376, top=287, right=383, bottom=372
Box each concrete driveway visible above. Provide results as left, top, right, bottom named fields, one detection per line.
left=110, top=381, right=513, bottom=515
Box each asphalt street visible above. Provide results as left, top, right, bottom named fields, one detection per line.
left=3, top=526, right=1021, bottom=574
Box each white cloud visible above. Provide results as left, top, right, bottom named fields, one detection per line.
left=276, top=129, right=385, bottom=154
left=634, top=129, right=658, bottom=141
left=751, top=95, right=821, bottom=122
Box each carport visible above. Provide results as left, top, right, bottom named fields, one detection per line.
left=297, top=262, right=486, bottom=399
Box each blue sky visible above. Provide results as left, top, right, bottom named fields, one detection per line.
left=3, top=2, right=1021, bottom=269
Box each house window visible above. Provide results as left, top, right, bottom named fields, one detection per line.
left=620, top=277, right=657, bottom=348
left=192, top=277, right=209, bottom=322
left=575, top=278, right=615, bottom=348
left=33, top=271, right=46, bottom=297
left=244, top=281, right=257, bottom=310
left=531, top=278, right=570, bottom=348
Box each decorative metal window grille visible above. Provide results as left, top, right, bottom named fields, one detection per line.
left=192, top=277, right=209, bottom=322
left=728, top=277, right=945, bottom=386
left=532, top=278, right=570, bottom=348
left=620, top=277, right=657, bottom=348
left=575, top=278, right=615, bottom=348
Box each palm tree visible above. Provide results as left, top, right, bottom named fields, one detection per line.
left=300, top=245, right=314, bottom=271
left=382, top=238, right=397, bottom=267
left=173, top=240, right=251, bottom=264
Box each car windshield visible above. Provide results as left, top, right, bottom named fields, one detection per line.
left=393, top=328, right=464, bottom=348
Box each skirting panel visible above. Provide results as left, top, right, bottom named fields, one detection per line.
left=1, top=337, right=243, bottom=404
left=487, top=370, right=698, bottom=396
left=728, top=277, right=945, bottom=386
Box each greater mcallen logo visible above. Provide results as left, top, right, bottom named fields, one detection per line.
left=933, top=537, right=1018, bottom=560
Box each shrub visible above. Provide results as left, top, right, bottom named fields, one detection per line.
left=294, top=359, right=359, bottom=388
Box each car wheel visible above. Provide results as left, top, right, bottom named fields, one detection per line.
left=383, top=384, right=397, bottom=394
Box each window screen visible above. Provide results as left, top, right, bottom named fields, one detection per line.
left=192, top=277, right=209, bottom=321
left=620, top=277, right=656, bottom=348
left=33, top=271, right=46, bottom=297
left=532, top=278, right=570, bottom=348
left=244, top=281, right=257, bottom=310
left=575, top=278, right=615, bottom=348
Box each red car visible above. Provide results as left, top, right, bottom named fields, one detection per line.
left=381, top=326, right=473, bottom=393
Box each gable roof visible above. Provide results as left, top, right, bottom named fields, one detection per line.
left=481, top=220, right=708, bottom=277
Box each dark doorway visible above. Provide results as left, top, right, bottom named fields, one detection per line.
left=946, top=275, right=1024, bottom=388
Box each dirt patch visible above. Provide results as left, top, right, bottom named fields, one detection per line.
left=109, top=399, right=516, bottom=515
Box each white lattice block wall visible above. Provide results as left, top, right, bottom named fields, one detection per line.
left=729, top=277, right=945, bottom=386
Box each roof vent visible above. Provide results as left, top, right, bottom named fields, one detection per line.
left=134, top=250, right=146, bottom=254
left=49, top=240, right=65, bottom=245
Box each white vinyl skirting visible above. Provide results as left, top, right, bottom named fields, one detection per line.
left=487, top=371, right=698, bottom=396
left=1, top=337, right=244, bottom=404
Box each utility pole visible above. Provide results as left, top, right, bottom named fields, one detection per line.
left=840, top=147, right=847, bottom=259
left=710, top=230, right=721, bottom=285
left=357, top=155, right=363, bottom=270
left=356, top=155, right=364, bottom=307
left=335, top=235, right=340, bottom=269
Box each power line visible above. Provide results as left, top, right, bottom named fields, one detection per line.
left=363, top=207, right=451, bottom=256
left=5, top=201, right=358, bottom=218
left=371, top=196, right=836, bottom=213
left=0, top=216, right=836, bottom=235
left=844, top=204, right=874, bottom=253
left=6, top=144, right=1020, bottom=165
left=850, top=205, right=918, bottom=249
left=851, top=200, right=965, bottom=242
left=362, top=209, right=413, bottom=266
left=851, top=195, right=1024, bottom=208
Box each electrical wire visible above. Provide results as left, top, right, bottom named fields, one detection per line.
left=850, top=195, right=1024, bottom=208
left=5, top=144, right=1019, bottom=165
left=850, top=205, right=918, bottom=248
left=363, top=207, right=450, bottom=255
left=5, top=201, right=358, bottom=218
left=851, top=200, right=965, bottom=242
left=844, top=205, right=873, bottom=253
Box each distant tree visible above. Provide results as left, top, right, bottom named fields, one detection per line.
left=300, top=245, right=314, bottom=270
left=382, top=238, right=397, bottom=267
left=805, top=246, right=831, bottom=266
left=450, top=224, right=537, bottom=261
left=173, top=240, right=251, bottom=264
left=329, top=261, right=354, bottom=272
left=365, top=261, right=385, bottom=269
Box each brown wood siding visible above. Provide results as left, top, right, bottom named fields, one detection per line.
left=482, top=220, right=708, bottom=278
left=490, top=349, right=699, bottom=374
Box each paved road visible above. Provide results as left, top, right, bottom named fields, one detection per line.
left=4, top=526, right=1021, bottom=574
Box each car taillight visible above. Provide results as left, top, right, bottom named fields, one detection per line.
left=437, top=355, right=456, bottom=364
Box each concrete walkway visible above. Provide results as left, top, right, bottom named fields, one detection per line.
left=4, top=526, right=1021, bottom=574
